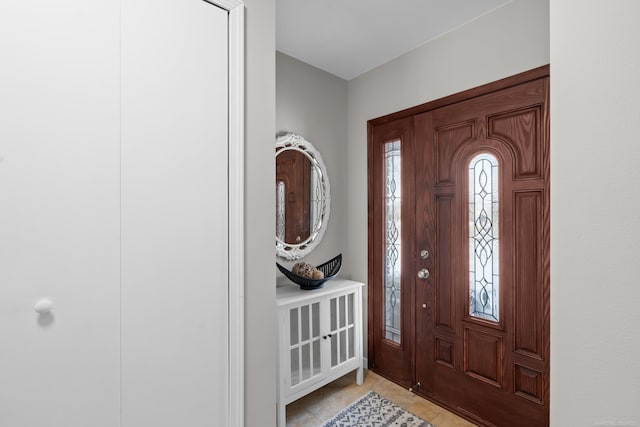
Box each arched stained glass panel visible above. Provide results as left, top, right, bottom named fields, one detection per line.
left=468, top=153, right=499, bottom=322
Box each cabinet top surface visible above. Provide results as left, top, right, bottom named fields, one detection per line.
left=276, top=279, right=364, bottom=306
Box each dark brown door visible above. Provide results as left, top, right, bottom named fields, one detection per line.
left=368, top=117, right=415, bottom=388
left=368, top=67, right=549, bottom=426
left=414, top=77, right=549, bottom=426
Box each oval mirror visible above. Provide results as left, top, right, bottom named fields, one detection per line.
left=275, top=133, right=330, bottom=260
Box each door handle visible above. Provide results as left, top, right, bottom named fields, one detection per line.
left=417, top=269, right=429, bottom=279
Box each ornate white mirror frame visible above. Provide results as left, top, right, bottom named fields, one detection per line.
left=275, top=133, right=331, bottom=260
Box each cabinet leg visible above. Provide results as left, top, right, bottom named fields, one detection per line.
left=277, top=401, right=286, bottom=427
left=356, top=365, right=364, bottom=386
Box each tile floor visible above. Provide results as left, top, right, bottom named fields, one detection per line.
left=285, top=370, right=477, bottom=426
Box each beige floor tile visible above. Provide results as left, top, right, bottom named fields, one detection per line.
left=285, top=408, right=324, bottom=427
left=372, top=380, right=418, bottom=408
left=405, top=400, right=445, bottom=424
left=306, top=388, right=364, bottom=421
left=430, top=410, right=479, bottom=427
left=285, top=370, right=479, bottom=427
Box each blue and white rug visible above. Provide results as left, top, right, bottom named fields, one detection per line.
left=321, top=391, right=434, bottom=427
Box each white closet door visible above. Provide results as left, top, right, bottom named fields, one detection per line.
left=0, top=2, right=121, bottom=427
left=120, top=0, right=229, bottom=426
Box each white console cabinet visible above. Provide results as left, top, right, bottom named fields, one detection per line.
left=276, top=279, right=364, bottom=427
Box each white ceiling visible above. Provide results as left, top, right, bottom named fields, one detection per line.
left=277, top=0, right=512, bottom=80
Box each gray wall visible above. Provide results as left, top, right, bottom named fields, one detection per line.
left=244, top=0, right=276, bottom=425
left=276, top=52, right=349, bottom=271
left=550, top=0, right=640, bottom=425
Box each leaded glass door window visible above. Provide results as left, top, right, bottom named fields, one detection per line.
left=369, top=117, right=413, bottom=387
left=384, top=140, right=401, bottom=343
left=468, top=153, right=499, bottom=322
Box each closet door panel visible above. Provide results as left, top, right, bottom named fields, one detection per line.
left=0, top=1, right=121, bottom=426
left=120, top=0, right=229, bottom=425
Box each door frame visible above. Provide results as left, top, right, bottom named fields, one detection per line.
left=210, top=1, right=245, bottom=425
left=367, top=65, right=550, bottom=425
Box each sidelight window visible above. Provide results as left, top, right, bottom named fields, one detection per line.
left=468, top=153, right=499, bottom=322
left=384, top=140, right=401, bottom=343
left=276, top=181, right=285, bottom=241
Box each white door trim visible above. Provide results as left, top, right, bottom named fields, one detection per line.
left=228, top=3, right=245, bottom=427
left=204, top=1, right=245, bottom=425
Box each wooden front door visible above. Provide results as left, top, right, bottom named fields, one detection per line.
left=368, top=67, right=549, bottom=426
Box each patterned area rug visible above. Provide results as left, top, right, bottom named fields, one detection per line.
left=321, top=391, right=434, bottom=427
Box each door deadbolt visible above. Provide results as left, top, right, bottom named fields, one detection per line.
left=420, top=250, right=429, bottom=259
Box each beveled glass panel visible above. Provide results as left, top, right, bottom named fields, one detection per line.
left=330, top=334, right=338, bottom=367
left=468, top=153, right=500, bottom=322
left=289, top=307, right=298, bottom=346
left=339, top=330, right=347, bottom=363
left=339, top=295, right=346, bottom=328
left=301, top=305, right=310, bottom=341
left=347, top=293, right=354, bottom=325
left=312, top=340, right=321, bottom=376
left=290, top=348, right=300, bottom=385
left=301, top=343, right=310, bottom=380
left=330, top=298, right=337, bottom=331
left=384, top=140, right=402, bottom=343
left=348, top=326, right=354, bottom=359
left=311, top=302, right=320, bottom=338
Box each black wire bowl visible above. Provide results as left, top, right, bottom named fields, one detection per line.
left=276, top=254, right=342, bottom=290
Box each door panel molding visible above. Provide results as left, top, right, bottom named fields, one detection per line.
left=434, top=121, right=475, bottom=185
left=463, top=326, right=504, bottom=388
left=434, top=194, right=454, bottom=329
left=514, top=190, right=543, bottom=358
left=435, top=337, right=455, bottom=368
left=488, top=106, right=544, bottom=180
left=515, top=364, right=544, bottom=404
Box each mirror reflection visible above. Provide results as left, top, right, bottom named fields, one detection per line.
left=275, top=133, right=330, bottom=260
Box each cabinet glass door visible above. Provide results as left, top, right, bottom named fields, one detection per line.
left=329, top=292, right=356, bottom=368
left=289, top=302, right=322, bottom=386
